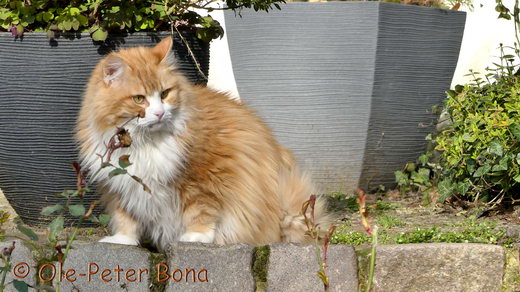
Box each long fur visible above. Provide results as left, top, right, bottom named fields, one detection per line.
left=76, top=37, right=331, bottom=251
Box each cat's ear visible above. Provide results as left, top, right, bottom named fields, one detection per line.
left=102, top=55, right=126, bottom=87
left=152, top=36, right=173, bottom=64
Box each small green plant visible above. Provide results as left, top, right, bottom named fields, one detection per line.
left=0, top=0, right=285, bottom=41
left=330, top=229, right=371, bottom=245
left=326, top=192, right=359, bottom=212
left=356, top=188, right=378, bottom=292
left=395, top=152, right=436, bottom=195
left=302, top=195, right=336, bottom=291
left=395, top=223, right=513, bottom=247
left=376, top=214, right=405, bottom=228
left=370, top=200, right=399, bottom=212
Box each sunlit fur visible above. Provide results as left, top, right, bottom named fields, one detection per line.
left=76, top=37, right=331, bottom=251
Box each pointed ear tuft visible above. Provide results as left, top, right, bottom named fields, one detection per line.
left=102, top=55, right=126, bottom=87
left=153, top=36, right=173, bottom=64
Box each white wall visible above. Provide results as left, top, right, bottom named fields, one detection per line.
left=451, top=0, right=516, bottom=87
left=205, top=10, right=241, bottom=100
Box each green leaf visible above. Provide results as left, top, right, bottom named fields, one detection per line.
left=118, top=154, right=132, bottom=169
left=13, top=279, right=28, bottom=292
left=454, top=84, right=464, bottom=93
left=488, top=140, right=503, bottom=156
left=418, top=153, right=431, bottom=166
left=108, top=168, right=127, bottom=178
left=514, top=174, right=520, bottom=182
left=48, top=216, right=64, bottom=242
left=492, top=156, right=509, bottom=171
left=405, top=162, right=416, bottom=172
left=454, top=179, right=472, bottom=195
left=462, top=133, right=476, bottom=142
left=42, top=11, right=53, bottom=22
left=63, top=20, right=72, bottom=31
left=394, top=170, right=409, bottom=186
left=68, top=204, right=86, bottom=217
left=89, top=215, right=99, bottom=223
left=69, top=7, right=80, bottom=16
left=72, top=19, right=79, bottom=31
left=110, top=6, right=120, bottom=13
left=41, top=204, right=63, bottom=216
left=446, top=90, right=457, bottom=98
left=77, top=14, right=88, bottom=26
left=91, top=27, right=108, bottom=41
left=16, top=224, right=38, bottom=241
left=101, top=162, right=112, bottom=168
left=473, top=165, right=492, bottom=177
left=510, top=123, right=520, bottom=140
left=412, top=168, right=430, bottom=184
left=15, top=24, right=23, bottom=35
left=99, top=214, right=111, bottom=225
left=437, top=179, right=453, bottom=202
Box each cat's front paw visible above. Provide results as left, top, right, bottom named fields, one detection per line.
left=179, top=231, right=214, bottom=243
left=99, top=234, right=139, bottom=246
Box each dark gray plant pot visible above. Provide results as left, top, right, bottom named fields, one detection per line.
left=224, top=2, right=465, bottom=193
left=0, top=32, right=209, bottom=226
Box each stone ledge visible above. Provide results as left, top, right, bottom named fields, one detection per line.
left=165, top=242, right=255, bottom=292
left=267, top=243, right=358, bottom=292
left=374, top=243, right=505, bottom=292
left=0, top=241, right=512, bottom=291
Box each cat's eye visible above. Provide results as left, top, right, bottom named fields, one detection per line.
left=161, top=88, right=172, bottom=100
left=132, top=95, right=145, bottom=104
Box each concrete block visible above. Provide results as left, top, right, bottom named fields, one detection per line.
left=267, top=243, right=358, bottom=292
left=165, top=242, right=255, bottom=292
left=57, top=242, right=150, bottom=292
left=374, top=243, right=505, bottom=292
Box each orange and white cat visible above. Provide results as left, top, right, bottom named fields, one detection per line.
left=76, top=36, right=329, bottom=251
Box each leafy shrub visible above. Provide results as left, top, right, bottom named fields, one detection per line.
left=0, top=0, right=284, bottom=41
left=433, top=69, right=520, bottom=201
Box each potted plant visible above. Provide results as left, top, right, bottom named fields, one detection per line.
left=0, top=0, right=284, bottom=225
left=222, top=0, right=466, bottom=192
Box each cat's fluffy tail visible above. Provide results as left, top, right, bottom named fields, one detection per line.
left=278, top=168, right=333, bottom=243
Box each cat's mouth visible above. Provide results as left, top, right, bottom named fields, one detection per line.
left=148, top=121, right=163, bottom=129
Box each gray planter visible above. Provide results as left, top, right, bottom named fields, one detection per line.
left=0, top=32, right=209, bottom=225
left=224, top=2, right=465, bottom=192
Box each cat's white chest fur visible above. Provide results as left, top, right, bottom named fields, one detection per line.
left=84, top=128, right=186, bottom=249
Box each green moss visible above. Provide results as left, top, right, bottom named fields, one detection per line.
left=252, top=246, right=270, bottom=291
left=502, top=248, right=520, bottom=292
left=356, top=248, right=371, bottom=292
left=149, top=252, right=167, bottom=292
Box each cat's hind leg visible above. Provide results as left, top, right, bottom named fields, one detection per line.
left=179, top=199, right=218, bottom=243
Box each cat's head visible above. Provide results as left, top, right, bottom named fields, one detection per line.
left=86, top=36, right=190, bottom=134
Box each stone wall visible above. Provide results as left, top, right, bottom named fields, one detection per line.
left=0, top=241, right=509, bottom=291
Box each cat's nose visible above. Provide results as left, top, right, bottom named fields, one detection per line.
left=153, top=110, right=165, bottom=120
